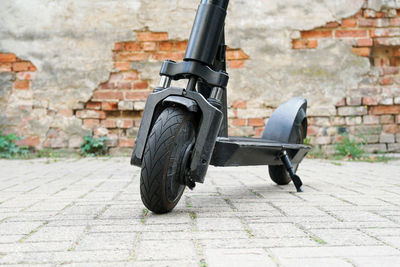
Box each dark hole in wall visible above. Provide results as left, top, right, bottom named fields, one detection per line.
left=371, top=46, right=400, bottom=66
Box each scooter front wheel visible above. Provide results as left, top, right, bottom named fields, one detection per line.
left=140, top=106, right=196, bottom=214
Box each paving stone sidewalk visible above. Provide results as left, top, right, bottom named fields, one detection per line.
left=0, top=157, right=400, bottom=266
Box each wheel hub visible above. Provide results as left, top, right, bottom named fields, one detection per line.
left=179, top=143, right=196, bottom=190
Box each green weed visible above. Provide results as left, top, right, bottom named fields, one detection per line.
left=80, top=136, right=108, bottom=157
left=335, top=135, right=364, bottom=160
left=0, top=131, right=29, bottom=159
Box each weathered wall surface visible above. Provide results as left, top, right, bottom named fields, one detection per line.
left=0, top=0, right=399, bottom=153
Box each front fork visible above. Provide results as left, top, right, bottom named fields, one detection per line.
left=131, top=0, right=229, bottom=184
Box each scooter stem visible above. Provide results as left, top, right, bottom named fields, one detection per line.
left=184, top=0, right=229, bottom=65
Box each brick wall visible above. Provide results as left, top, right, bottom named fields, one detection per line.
left=293, top=7, right=400, bottom=153
left=72, top=31, right=249, bottom=152
left=0, top=30, right=249, bottom=152
left=0, top=53, right=40, bottom=147
left=228, top=6, right=400, bottom=153
left=1, top=5, right=400, bottom=154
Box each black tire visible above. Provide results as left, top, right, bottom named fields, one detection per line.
left=268, top=124, right=305, bottom=185
left=140, top=106, right=196, bottom=214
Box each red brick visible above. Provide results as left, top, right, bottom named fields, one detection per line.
left=12, top=62, right=29, bottom=72
left=125, top=91, right=151, bottom=100
left=133, top=81, right=149, bottom=90
left=325, top=22, right=340, bottom=28
left=357, top=38, right=373, bottom=47
left=116, top=82, right=132, bottom=89
left=351, top=47, right=371, bottom=57
left=341, top=19, right=357, bottom=28
left=307, top=39, right=318, bottom=48
left=232, top=119, right=246, bottom=126
left=114, top=62, right=130, bottom=71
left=375, top=12, right=386, bottom=18
left=380, top=115, right=394, bottom=124
left=175, top=41, right=188, bottom=51
left=380, top=77, right=393, bottom=86
left=292, top=39, right=308, bottom=49
left=57, top=109, right=73, bottom=117
left=101, top=119, right=116, bottom=128
left=374, top=37, right=400, bottom=46
left=0, top=63, right=12, bottom=72
left=16, top=72, right=35, bottom=80
left=123, top=71, right=139, bottom=80
left=151, top=52, right=184, bottom=61
left=307, top=125, right=319, bottom=136
left=346, top=97, right=362, bottom=106
left=16, top=136, right=40, bottom=147
left=100, top=82, right=115, bottom=90
left=330, top=117, right=345, bottom=126
left=137, top=31, right=168, bottom=42
left=116, top=52, right=149, bottom=62
left=370, top=105, right=400, bottom=115
left=363, top=96, right=379, bottom=106
left=109, top=73, right=123, bottom=81
left=76, top=110, right=106, bottom=119
left=335, top=30, right=367, bottom=38
left=226, top=50, right=249, bottom=60
left=124, top=42, right=141, bottom=51
left=28, top=63, right=37, bottom=71
left=119, top=138, right=135, bottom=148
left=358, top=18, right=375, bottom=27
left=363, top=115, right=379, bottom=125
left=117, top=119, right=134, bottom=128
left=159, top=41, right=174, bottom=51
left=254, top=127, right=264, bottom=137
left=301, top=30, right=332, bottom=39
left=374, top=18, right=391, bottom=27
left=391, top=17, right=400, bottom=26
left=354, top=10, right=363, bottom=18
left=382, top=67, right=399, bottom=75
left=228, top=60, right=244, bottom=69
left=393, top=48, right=400, bottom=57
left=335, top=98, right=346, bottom=107
left=141, top=41, right=157, bottom=52
left=232, top=100, right=247, bottom=109
left=13, top=80, right=30, bottom=90
left=86, top=102, right=101, bottom=110
left=83, top=119, right=100, bottom=128
left=248, top=118, right=265, bottom=127
left=370, top=29, right=385, bottom=37
left=114, top=42, right=124, bottom=51
left=101, top=102, right=118, bottom=111
left=0, top=53, right=16, bottom=63
left=338, top=106, right=367, bottom=116
left=363, top=10, right=376, bottom=18
left=93, top=91, right=123, bottom=101
left=383, top=124, right=400, bottom=134
left=371, top=28, right=400, bottom=37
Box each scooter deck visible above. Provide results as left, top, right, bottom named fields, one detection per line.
left=210, top=137, right=311, bottom=167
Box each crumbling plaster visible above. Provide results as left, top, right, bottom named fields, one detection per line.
left=0, top=0, right=383, bottom=133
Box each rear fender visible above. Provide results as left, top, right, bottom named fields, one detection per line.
left=262, top=97, right=308, bottom=144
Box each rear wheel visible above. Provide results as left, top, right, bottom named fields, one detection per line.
left=268, top=124, right=305, bottom=185
left=140, top=106, right=196, bottom=213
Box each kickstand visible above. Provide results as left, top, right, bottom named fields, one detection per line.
left=280, top=151, right=303, bottom=192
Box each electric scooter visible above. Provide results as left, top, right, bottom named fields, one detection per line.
left=131, top=0, right=311, bottom=213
